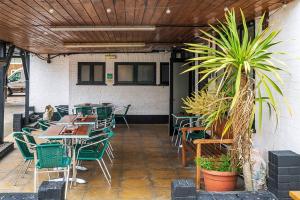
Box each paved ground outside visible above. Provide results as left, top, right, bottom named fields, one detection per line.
left=4, top=96, right=25, bottom=137
left=0, top=124, right=195, bottom=200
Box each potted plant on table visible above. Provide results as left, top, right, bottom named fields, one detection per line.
left=183, top=9, right=289, bottom=191
left=196, top=155, right=238, bottom=191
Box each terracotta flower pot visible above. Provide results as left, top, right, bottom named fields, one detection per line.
left=202, top=169, right=237, bottom=192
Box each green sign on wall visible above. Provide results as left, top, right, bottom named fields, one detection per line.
left=106, top=73, right=113, bottom=79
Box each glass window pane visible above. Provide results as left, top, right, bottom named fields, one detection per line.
left=94, top=64, right=104, bottom=82
left=137, top=64, right=155, bottom=83
left=81, top=65, right=90, bottom=81
left=118, top=64, right=134, bottom=82
left=161, top=64, right=169, bottom=84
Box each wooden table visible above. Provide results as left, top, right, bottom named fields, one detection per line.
left=38, top=125, right=91, bottom=184
left=57, top=115, right=97, bottom=127
left=74, top=103, right=112, bottom=108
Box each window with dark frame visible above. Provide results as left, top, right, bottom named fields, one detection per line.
left=77, top=62, right=106, bottom=85
left=160, top=62, right=169, bottom=85
left=115, top=62, right=156, bottom=85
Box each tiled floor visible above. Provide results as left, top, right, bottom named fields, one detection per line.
left=0, top=124, right=195, bottom=200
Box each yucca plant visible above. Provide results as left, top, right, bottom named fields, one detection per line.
left=183, top=9, right=289, bottom=191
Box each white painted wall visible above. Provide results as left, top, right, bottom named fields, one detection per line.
left=29, top=55, right=69, bottom=112
left=253, top=0, right=300, bottom=158
left=30, top=52, right=170, bottom=115
left=69, top=53, right=170, bottom=115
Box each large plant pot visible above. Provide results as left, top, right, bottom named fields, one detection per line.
left=202, top=169, right=237, bottom=192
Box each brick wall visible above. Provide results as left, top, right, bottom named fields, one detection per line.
left=30, top=52, right=170, bottom=115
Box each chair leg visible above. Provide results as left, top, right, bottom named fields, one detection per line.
left=64, top=166, right=70, bottom=200
left=108, top=142, right=114, bottom=152
left=177, top=137, right=182, bottom=153
left=107, top=146, right=114, bottom=159
left=101, top=159, right=111, bottom=180
left=171, top=128, right=176, bottom=142
left=21, top=160, right=32, bottom=178
left=96, top=160, right=111, bottom=186
left=106, top=149, right=113, bottom=164
left=123, top=116, right=129, bottom=128
left=34, top=167, right=38, bottom=192
left=14, top=160, right=27, bottom=186
left=175, top=134, right=179, bottom=146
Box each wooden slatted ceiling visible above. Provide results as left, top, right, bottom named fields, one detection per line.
left=0, top=0, right=293, bottom=54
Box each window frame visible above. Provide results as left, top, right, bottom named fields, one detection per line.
left=114, top=62, right=156, bottom=85
left=77, top=62, right=106, bottom=85
left=160, top=62, right=169, bottom=86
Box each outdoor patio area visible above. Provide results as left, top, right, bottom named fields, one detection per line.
left=0, top=124, right=194, bottom=200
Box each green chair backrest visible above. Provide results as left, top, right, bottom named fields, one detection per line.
left=13, top=132, right=34, bottom=160
left=95, top=106, right=112, bottom=120
left=55, top=106, right=69, bottom=119
left=36, top=143, right=68, bottom=169
left=38, top=120, right=50, bottom=131
left=76, top=106, right=93, bottom=117
left=22, top=127, right=37, bottom=145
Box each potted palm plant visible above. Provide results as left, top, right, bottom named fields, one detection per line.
left=196, top=155, right=238, bottom=191
left=183, top=10, right=289, bottom=191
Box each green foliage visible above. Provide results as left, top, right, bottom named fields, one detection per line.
left=183, top=91, right=231, bottom=128
left=195, top=155, right=237, bottom=172
left=183, top=9, right=289, bottom=134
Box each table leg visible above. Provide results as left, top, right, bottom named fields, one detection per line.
left=72, top=139, right=77, bottom=186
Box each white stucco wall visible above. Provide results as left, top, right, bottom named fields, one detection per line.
left=69, top=53, right=170, bottom=115
left=30, top=52, right=170, bottom=115
left=29, top=55, right=69, bottom=112
left=253, top=0, right=300, bottom=158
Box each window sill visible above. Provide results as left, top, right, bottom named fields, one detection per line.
left=76, top=83, right=107, bottom=86
left=113, top=84, right=157, bottom=86
left=158, top=84, right=169, bottom=86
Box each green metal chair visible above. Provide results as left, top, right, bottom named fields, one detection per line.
left=38, top=120, right=50, bottom=131
left=115, top=104, right=131, bottom=128
left=13, top=132, right=35, bottom=186
left=34, top=143, right=71, bottom=199
left=75, top=128, right=115, bottom=164
left=75, top=106, right=93, bottom=117
left=55, top=106, right=69, bottom=119
left=22, top=127, right=37, bottom=146
left=76, top=131, right=114, bottom=186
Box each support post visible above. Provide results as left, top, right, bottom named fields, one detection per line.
left=21, top=50, right=30, bottom=125
left=0, top=45, right=15, bottom=143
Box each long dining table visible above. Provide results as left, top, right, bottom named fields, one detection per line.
left=38, top=124, right=92, bottom=184
left=56, top=115, right=97, bottom=127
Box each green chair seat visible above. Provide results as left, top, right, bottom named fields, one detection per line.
left=77, top=150, right=101, bottom=160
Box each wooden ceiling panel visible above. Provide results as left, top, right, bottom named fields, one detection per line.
left=0, top=0, right=293, bottom=54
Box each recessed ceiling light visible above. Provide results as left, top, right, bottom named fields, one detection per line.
left=49, top=8, right=54, bottom=14
left=106, top=8, right=112, bottom=13
left=50, top=25, right=156, bottom=31
left=166, top=8, right=171, bottom=14
left=64, top=43, right=146, bottom=48
left=283, top=2, right=287, bottom=7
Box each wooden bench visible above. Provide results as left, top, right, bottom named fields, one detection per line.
left=181, top=121, right=233, bottom=190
